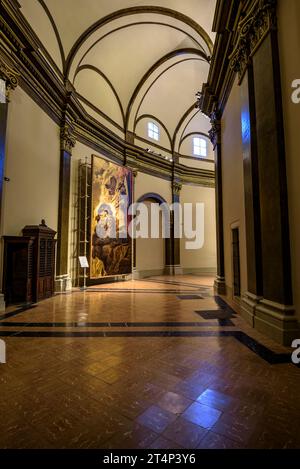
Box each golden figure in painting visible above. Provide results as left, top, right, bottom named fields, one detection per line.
left=91, top=156, right=132, bottom=279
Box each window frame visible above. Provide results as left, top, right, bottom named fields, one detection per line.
left=193, top=136, right=207, bottom=158
left=148, top=121, right=160, bottom=141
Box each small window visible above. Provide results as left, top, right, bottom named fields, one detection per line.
left=193, top=137, right=207, bottom=157
left=148, top=122, right=159, bottom=141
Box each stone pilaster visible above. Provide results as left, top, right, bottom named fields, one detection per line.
left=230, top=0, right=299, bottom=344
left=0, top=58, right=19, bottom=311
left=209, top=110, right=226, bottom=295
left=55, top=119, right=76, bottom=292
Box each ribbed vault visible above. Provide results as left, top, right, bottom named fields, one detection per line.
left=18, top=0, right=216, bottom=151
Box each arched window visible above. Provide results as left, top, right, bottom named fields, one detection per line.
left=193, top=136, right=207, bottom=157
left=148, top=122, right=160, bottom=141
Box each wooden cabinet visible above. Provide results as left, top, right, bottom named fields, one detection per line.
left=3, top=236, right=35, bottom=305
left=3, top=221, right=56, bottom=305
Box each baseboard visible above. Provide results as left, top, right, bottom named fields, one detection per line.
left=183, top=267, right=217, bottom=276
left=55, top=274, right=72, bottom=293
left=134, top=269, right=165, bottom=279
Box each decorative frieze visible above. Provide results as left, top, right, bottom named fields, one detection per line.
left=229, top=0, right=277, bottom=81
left=0, top=57, right=19, bottom=101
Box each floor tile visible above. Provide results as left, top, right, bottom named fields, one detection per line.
left=182, top=402, right=222, bottom=429
left=136, top=405, right=177, bottom=433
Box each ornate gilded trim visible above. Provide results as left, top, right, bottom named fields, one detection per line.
left=60, top=123, right=76, bottom=154
left=229, top=0, right=277, bottom=81
left=0, top=57, right=19, bottom=100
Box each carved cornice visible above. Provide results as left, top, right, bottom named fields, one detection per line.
left=209, top=110, right=222, bottom=149
left=0, top=57, right=19, bottom=100
left=199, top=0, right=279, bottom=117
left=60, top=123, right=76, bottom=154
left=229, top=0, right=277, bottom=81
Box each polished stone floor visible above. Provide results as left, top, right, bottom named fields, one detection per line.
left=0, top=275, right=299, bottom=449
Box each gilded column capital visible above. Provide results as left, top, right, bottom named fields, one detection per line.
left=0, top=57, right=20, bottom=101
left=172, top=181, right=182, bottom=196
left=60, top=123, right=76, bottom=154
left=229, top=0, right=277, bottom=81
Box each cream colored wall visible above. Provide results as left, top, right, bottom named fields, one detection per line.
left=134, top=172, right=171, bottom=276
left=135, top=200, right=165, bottom=275
left=75, top=70, right=124, bottom=127
left=278, top=0, right=300, bottom=319
left=135, top=172, right=172, bottom=205
left=180, top=184, right=216, bottom=273
left=179, top=157, right=214, bottom=171
left=4, top=87, right=60, bottom=236
left=221, top=79, right=248, bottom=298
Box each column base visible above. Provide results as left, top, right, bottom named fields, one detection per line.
left=132, top=268, right=140, bottom=280
left=214, top=276, right=226, bottom=295
left=55, top=274, right=72, bottom=293
left=164, top=265, right=183, bottom=275
left=241, top=292, right=263, bottom=327
left=0, top=293, right=5, bottom=313
left=255, top=299, right=299, bottom=346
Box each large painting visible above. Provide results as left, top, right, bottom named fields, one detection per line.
left=90, top=156, right=132, bottom=279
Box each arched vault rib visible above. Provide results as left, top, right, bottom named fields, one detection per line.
left=178, top=109, right=200, bottom=149
left=65, top=6, right=213, bottom=77
left=126, top=48, right=208, bottom=132
left=172, top=104, right=197, bottom=152
left=75, top=22, right=207, bottom=75
left=74, top=65, right=125, bottom=127
left=37, top=0, right=65, bottom=70
left=133, top=59, right=203, bottom=137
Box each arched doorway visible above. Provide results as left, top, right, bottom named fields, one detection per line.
left=134, top=193, right=168, bottom=278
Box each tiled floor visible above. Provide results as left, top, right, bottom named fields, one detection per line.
left=0, top=275, right=299, bottom=449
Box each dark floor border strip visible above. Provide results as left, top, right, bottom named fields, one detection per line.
left=0, top=329, right=294, bottom=366
left=0, top=321, right=223, bottom=328
left=142, top=278, right=212, bottom=289
left=0, top=304, right=37, bottom=321
left=235, top=331, right=292, bottom=365
left=86, top=289, right=209, bottom=294
left=0, top=330, right=238, bottom=337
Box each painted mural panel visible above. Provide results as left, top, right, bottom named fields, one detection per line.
left=91, top=156, right=132, bottom=278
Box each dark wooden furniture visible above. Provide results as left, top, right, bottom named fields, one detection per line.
left=3, top=221, right=56, bottom=305
left=3, top=236, right=35, bottom=305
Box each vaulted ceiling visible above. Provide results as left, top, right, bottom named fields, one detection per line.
left=18, top=0, right=216, bottom=151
